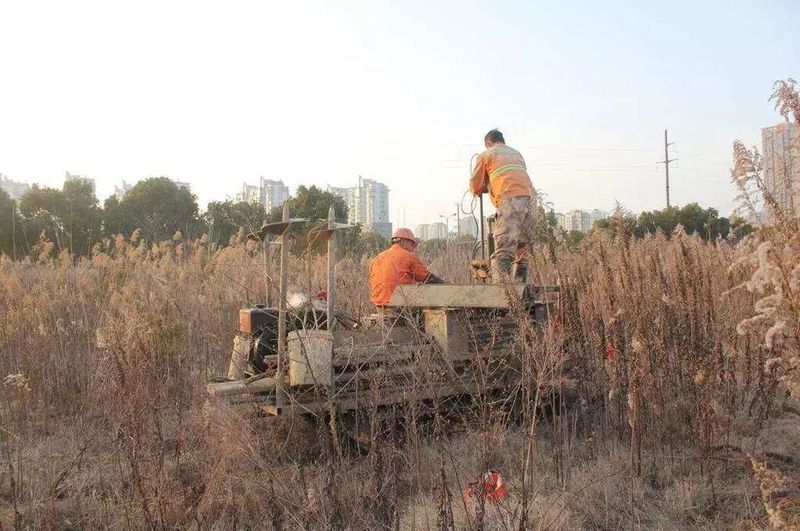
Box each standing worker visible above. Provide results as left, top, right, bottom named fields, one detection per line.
left=369, top=228, right=443, bottom=306
left=469, top=129, right=536, bottom=283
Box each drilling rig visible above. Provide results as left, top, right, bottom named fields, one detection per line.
left=207, top=204, right=559, bottom=418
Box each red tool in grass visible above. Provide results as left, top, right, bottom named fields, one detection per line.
left=464, top=470, right=507, bottom=503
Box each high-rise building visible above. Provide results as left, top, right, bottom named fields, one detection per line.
left=458, top=216, right=479, bottom=238
left=235, top=178, right=289, bottom=211
left=0, top=174, right=30, bottom=200
left=589, top=209, right=607, bottom=227
left=361, top=178, right=391, bottom=238
left=115, top=180, right=133, bottom=201
left=236, top=182, right=261, bottom=204
left=328, top=186, right=357, bottom=222
left=260, top=178, right=290, bottom=212
left=562, top=210, right=592, bottom=232
left=65, top=171, right=96, bottom=194
left=762, top=122, right=800, bottom=221
left=430, top=222, right=448, bottom=240
left=556, top=209, right=604, bottom=232
left=328, top=176, right=392, bottom=238
left=413, top=222, right=447, bottom=241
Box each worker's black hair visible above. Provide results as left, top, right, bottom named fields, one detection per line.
left=484, top=129, right=505, bottom=144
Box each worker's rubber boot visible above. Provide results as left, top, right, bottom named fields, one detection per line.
left=491, top=257, right=513, bottom=283
left=512, top=262, right=528, bottom=285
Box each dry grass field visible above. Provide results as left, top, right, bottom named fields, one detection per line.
left=2, top=81, right=799, bottom=531
left=1, top=221, right=799, bottom=529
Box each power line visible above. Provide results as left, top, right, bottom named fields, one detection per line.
left=675, top=152, right=731, bottom=168
left=523, top=145, right=657, bottom=153
left=435, top=143, right=659, bottom=153
left=657, top=129, right=677, bottom=208
left=534, top=163, right=656, bottom=169
left=671, top=166, right=730, bottom=183
left=537, top=168, right=655, bottom=174
left=439, top=162, right=659, bottom=171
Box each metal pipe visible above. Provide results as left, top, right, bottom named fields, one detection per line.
left=263, top=232, right=271, bottom=307
left=207, top=376, right=278, bottom=397
left=276, top=203, right=289, bottom=409
left=326, top=204, right=337, bottom=399
left=326, top=204, right=336, bottom=333
left=479, top=194, right=486, bottom=260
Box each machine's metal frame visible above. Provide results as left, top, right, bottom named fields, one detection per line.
left=208, top=203, right=559, bottom=417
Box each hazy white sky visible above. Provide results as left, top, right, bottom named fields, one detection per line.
left=1, top=0, right=798, bottom=228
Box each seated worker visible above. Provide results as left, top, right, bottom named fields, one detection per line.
left=369, top=228, right=443, bottom=306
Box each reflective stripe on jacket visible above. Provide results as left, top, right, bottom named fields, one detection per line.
left=469, top=145, right=534, bottom=208
left=369, top=243, right=431, bottom=306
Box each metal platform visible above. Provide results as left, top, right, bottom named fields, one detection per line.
left=387, top=283, right=557, bottom=309
left=208, top=284, right=559, bottom=417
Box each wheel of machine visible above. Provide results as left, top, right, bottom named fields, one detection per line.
left=335, top=405, right=414, bottom=455
left=252, top=327, right=278, bottom=372
left=337, top=409, right=375, bottom=454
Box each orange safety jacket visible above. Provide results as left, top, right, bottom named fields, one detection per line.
left=470, top=144, right=534, bottom=208
left=369, top=243, right=431, bottom=306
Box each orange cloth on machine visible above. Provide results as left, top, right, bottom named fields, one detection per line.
left=470, top=145, right=534, bottom=208
left=369, top=243, right=431, bottom=306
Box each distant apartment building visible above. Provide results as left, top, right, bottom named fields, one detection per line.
left=414, top=222, right=448, bottom=241
left=65, top=171, right=96, bottom=194
left=234, top=178, right=289, bottom=212
left=114, top=180, right=133, bottom=201
left=328, top=176, right=392, bottom=238
left=560, top=210, right=578, bottom=232
left=561, top=210, right=592, bottom=232
left=431, top=222, right=448, bottom=240
left=362, top=179, right=392, bottom=238
left=589, top=209, right=607, bottom=226
left=762, top=122, right=800, bottom=222
left=327, top=186, right=354, bottom=216
left=260, top=178, right=290, bottom=212
left=556, top=209, right=606, bottom=233
left=458, top=216, right=478, bottom=238
left=0, top=174, right=30, bottom=200
left=236, top=182, right=261, bottom=205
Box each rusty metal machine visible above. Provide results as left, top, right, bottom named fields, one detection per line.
left=207, top=204, right=559, bottom=416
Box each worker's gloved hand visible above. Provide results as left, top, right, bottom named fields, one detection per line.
left=424, top=274, right=445, bottom=284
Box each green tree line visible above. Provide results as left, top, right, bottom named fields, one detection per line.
left=564, top=202, right=754, bottom=247
left=0, top=178, right=388, bottom=260
left=0, top=175, right=752, bottom=261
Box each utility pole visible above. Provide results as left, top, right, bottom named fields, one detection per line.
left=455, top=202, right=460, bottom=238
left=657, top=129, right=677, bottom=208
left=440, top=213, right=455, bottom=240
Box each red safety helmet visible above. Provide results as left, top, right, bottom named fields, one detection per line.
left=391, top=228, right=418, bottom=245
